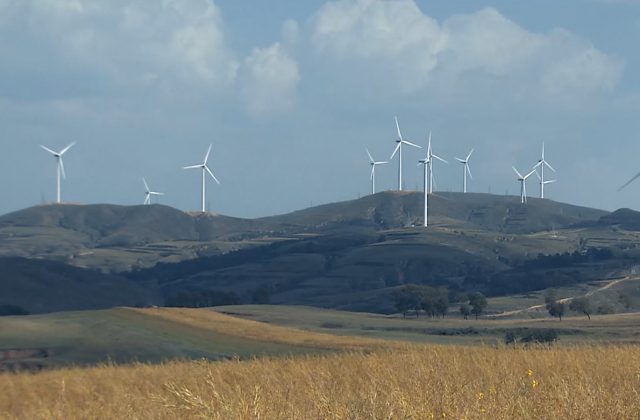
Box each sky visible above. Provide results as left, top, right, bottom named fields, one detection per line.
left=1, top=0, right=640, bottom=218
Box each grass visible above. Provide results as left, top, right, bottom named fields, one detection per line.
left=3, top=342, right=640, bottom=419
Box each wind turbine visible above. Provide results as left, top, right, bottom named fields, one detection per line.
left=532, top=143, right=556, bottom=198
left=40, top=142, right=76, bottom=203
left=513, top=166, right=536, bottom=203
left=455, top=148, right=474, bottom=193
left=390, top=116, right=421, bottom=191
left=366, top=149, right=387, bottom=195
left=184, top=144, right=220, bottom=212
left=427, top=132, right=448, bottom=193
left=142, top=178, right=164, bottom=205
left=419, top=150, right=430, bottom=227
left=619, top=170, right=640, bottom=192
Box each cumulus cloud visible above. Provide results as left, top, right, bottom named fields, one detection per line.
left=311, top=0, right=624, bottom=100
left=240, top=43, right=300, bottom=117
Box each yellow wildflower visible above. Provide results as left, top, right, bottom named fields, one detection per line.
left=532, top=380, right=538, bottom=388
left=478, top=393, right=485, bottom=400
left=527, top=370, right=533, bottom=377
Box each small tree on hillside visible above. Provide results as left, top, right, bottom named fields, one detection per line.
left=459, top=303, right=471, bottom=320
left=569, top=296, right=593, bottom=320
left=545, top=290, right=565, bottom=321
left=469, top=292, right=487, bottom=320
left=618, top=292, right=633, bottom=313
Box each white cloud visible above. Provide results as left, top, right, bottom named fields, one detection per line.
left=240, top=43, right=300, bottom=117
left=281, top=19, right=300, bottom=46
left=311, top=0, right=624, bottom=100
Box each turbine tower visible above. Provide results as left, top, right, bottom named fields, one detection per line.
left=40, top=142, right=76, bottom=203
left=184, top=144, right=220, bottom=212
left=532, top=143, right=556, bottom=198
left=366, top=149, right=387, bottom=195
left=419, top=151, right=430, bottom=227
left=390, top=116, right=421, bottom=191
left=142, top=178, right=164, bottom=205
left=427, top=132, right=448, bottom=193
left=455, top=148, right=474, bottom=193
left=513, top=166, right=536, bottom=203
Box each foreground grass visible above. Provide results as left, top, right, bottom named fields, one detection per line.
left=2, top=344, right=640, bottom=419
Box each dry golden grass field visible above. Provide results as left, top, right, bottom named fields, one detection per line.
left=2, top=307, right=640, bottom=419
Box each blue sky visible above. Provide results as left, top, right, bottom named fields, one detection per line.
left=0, top=0, right=639, bottom=218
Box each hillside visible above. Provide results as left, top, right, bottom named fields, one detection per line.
left=0, top=203, right=286, bottom=272
left=265, top=191, right=608, bottom=234
left=0, top=257, right=160, bottom=314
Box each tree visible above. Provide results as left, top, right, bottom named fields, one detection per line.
left=545, top=290, right=565, bottom=321
left=459, top=303, right=471, bottom=320
left=252, top=285, right=271, bottom=304
left=597, top=304, right=615, bottom=315
left=618, top=292, right=633, bottom=313
left=434, top=295, right=449, bottom=319
left=393, top=285, right=422, bottom=317
left=569, top=296, right=593, bottom=320
left=454, top=292, right=469, bottom=303
left=469, top=292, right=487, bottom=320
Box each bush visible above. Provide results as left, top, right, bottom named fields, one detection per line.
left=597, top=304, right=616, bottom=315
left=505, top=329, right=558, bottom=344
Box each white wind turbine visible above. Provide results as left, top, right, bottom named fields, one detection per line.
left=183, top=144, right=220, bottom=212
left=455, top=148, right=474, bottom=193
left=419, top=150, right=430, bottom=227
left=513, top=166, right=537, bottom=203
left=427, top=132, right=448, bottom=193
left=40, top=142, right=76, bottom=203
left=390, top=116, right=421, bottom=191
left=366, top=149, right=388, bottom=195
left=142, top=178, right=164, bottom=205
left=532, top=143, right=556, bottom=198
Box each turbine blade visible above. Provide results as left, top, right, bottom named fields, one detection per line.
left=455, top=157, right=465, bottom=163
left=390, top=143, right=401, bottom=160
left=366, top=148, right=374, bottom=163
left=466, top=163, right=473, bottom=180
left=60, top=141, right=76, bottom=155
left=204, top=144, right=213, bottom=165
left=150, top=192, right=164, bottom=195
left=395, top=116, right=402, bottom=140
left=545, top=161, right=556, bottom=172
left=402, top=140, right=421, bottom=148
left=144, top=195, right=150, bottom=205
left=59, top=157, right=66, bottom=180
left=534, top=170, right=541, bottom=180
left=375, top=161, right=388, bottom=165
left=524, top=169, right=537, bottom=179
left=513, top=166, right=523, bottom=179
left=432, top=154, right=448, bottom=164
left=184, top=164, right=202, bottom=169
left=143, top=178, right=150, bottom=192
left=466, top=148, right=474, bottom=161
left=619, top=170, right=640, bottom=191
left=40, top=145, right=57, bottom=155
left=544, top=180, right=557, bottom=184
left=205, top=165, right=220, bottom=184
left=533, top=161, right=543, bottom=169
left=542, top=142, right=545, bottom=159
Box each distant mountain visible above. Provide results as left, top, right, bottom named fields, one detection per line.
left=0, top=204, right=285, bottom=272
left=0, top=257, right=160, bottom=314
left=597, top=208, right=640, bottom=231
left=264, top=191, right=608, bottom=234
left=0, top=193, right=611, bottom=274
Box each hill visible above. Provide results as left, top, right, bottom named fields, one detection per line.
left=0, top=203, right=286, bottom=272
left=0, top=257, right=160, bottom=314
left=265, top=191, right=608, bottom=234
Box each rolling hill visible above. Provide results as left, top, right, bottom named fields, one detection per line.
left=3, top=192, right=640, bottom=315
